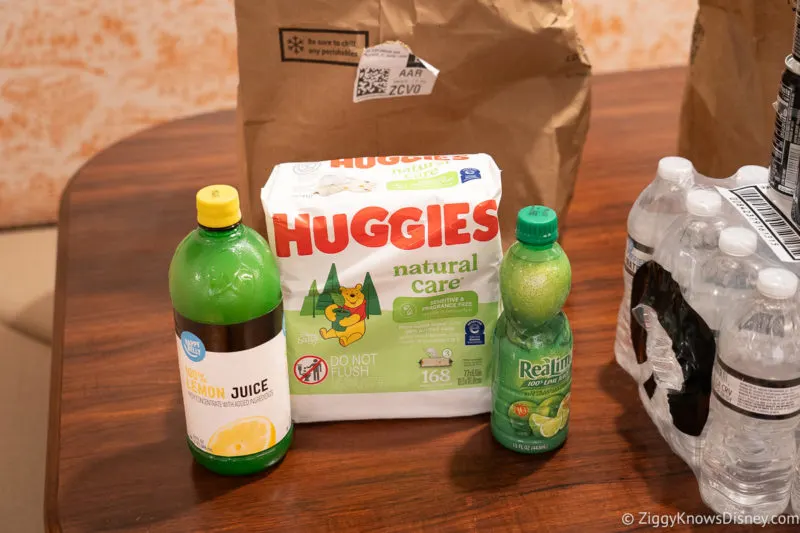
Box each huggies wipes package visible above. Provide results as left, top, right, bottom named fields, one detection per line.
left=262, top=154, right=502, bottom=422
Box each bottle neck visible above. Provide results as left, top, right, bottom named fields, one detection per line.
left=757, top=293, right=795, bottom=303
left=656, top=175, right=683, bottom=187
left=198, top=220, right=243, bottom=238
left=517, top=240, right=555, bottom=251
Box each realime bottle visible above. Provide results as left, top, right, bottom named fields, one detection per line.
left=169, top=185, right=292, bottom=475
left=491, top=206, right=573, bottom=453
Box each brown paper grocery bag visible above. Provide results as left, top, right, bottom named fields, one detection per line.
left=679, top=0, right=794, bottom=178
left=234, top=0, right=591, bottom=241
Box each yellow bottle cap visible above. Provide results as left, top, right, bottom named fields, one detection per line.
left=196, top=185, right=242, bottom=228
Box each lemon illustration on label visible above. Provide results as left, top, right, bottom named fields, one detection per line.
left=208, top=417, right=276, bottom=457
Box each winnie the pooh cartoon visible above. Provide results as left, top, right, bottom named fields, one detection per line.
left=320, top=284, right=367, bottom=347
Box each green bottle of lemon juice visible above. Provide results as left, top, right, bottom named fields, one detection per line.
left=491, top=206, right=573, bottom=453
left=169, top=185, right=292, bottom=475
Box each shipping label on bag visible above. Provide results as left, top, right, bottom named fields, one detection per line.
left=353, top=42, right=439, bottom=102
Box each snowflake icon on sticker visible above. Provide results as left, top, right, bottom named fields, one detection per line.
left=287, top=36, right=304, bottom=54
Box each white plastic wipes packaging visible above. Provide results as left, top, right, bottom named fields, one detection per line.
left=262, top=154, right=503, bottom=422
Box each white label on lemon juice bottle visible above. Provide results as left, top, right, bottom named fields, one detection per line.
left=175, top=307, right=291, bottom=456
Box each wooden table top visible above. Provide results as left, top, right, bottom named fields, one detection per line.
left=47, top=67, right=789, bottom=532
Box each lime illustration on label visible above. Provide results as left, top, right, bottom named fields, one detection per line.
left=493, top=342, right=572, bottom=452
left=509, top=391, right=571, bottom=438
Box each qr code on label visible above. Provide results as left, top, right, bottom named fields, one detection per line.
left=356, top=67, right=390, bottom=97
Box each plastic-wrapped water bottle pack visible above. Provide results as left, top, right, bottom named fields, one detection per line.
left=615, top=157, right=800, bottom=519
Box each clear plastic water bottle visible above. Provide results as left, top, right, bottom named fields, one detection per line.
left=687, top=227, right=761, bottom=336
left=647, top=190, right=728, bottom=414
left=657, top=188, right=728, bottom=290
left=615, top=157, right=694, bottom=381
left=659, top=227, right=760, bottom=469
left=700, top=268, right=800, bottom=518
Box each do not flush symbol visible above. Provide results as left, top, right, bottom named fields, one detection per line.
left=294, top=355, right=329, bottom=385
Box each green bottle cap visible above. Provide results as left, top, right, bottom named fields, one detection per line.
left=516, top=205, right=558, bottom=246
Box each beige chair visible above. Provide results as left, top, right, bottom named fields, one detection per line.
left=0, top=227, right=57, bottom=532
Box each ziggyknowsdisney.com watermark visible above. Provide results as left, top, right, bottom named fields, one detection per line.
left=620, top=511, right=800, bottom=528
